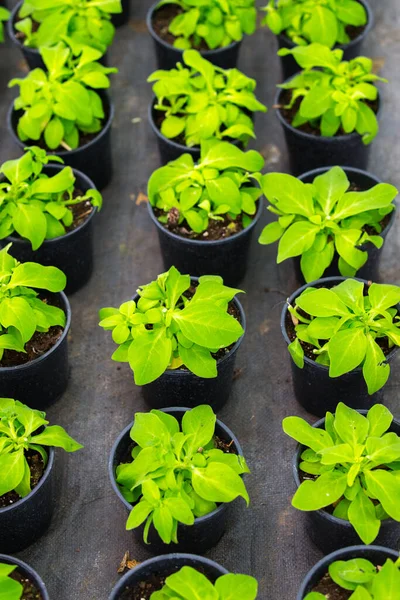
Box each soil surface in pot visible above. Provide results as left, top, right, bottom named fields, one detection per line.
left=152, top=5, right=211, bottom=51
left=11, top=569, right=43, bottom=600
left=311, top=572, right=352, bottom=599
left=153, top=204, right=257, bottom=241
left=0, top=449, right=45, bottom=507
left=0, top=294, right=65, bottom=368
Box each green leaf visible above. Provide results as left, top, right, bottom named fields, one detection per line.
left=371, top=559, right=400, bottom=598
left=300, top=83, right=334, bottom=119
left=367, top=404, right=393, bottom=437
left=296, top=288, right=350, bottom=317
left=13, top=204, right=47, bottom=251
left=126, top=500, right=153, bottom=530
left=318, top=443, right=354, bottom=465
left=258, top=221, right=284, bottom=245
left=215, top=574, right=258, bottom=600
left=288, top=338, right=304, bottom=368
left=283, top=417, right=333, bottom=452
left=292, top=471, right=347, bottom=511
left=0, top=449, right=25, bottom=496
left=348, top=490, right=381, bottom=544
left=33, top=425, right=83, bottom=452
left=313, top=166, right=350, bottom=215
left=9, top=263, right=66, bottom=292
left=130, top=412, right=170, bottom=448
left=128, top=328, right=172, bottom=386
left=173, top=302, right=243, bottom=349
left=334, top=403, right=369, bottom=445
left=165, top=566, right=218, bottom=600
left=368, top=283, right=400, bottom=312
left=182, top=404, right=216, bottom=450
left=44, top=117, right=64, bottom=150
left=364, top=470, right=400, bottom=521
left=0, top=297, right=36, bottom=344
left=260, top=173, right=314, bottom=217
left=153, top=504, right=174, bottom=544
left=277, top=221, right=319, bottom=262
left=161, top=116, right=186, bottom=139
left=179, top=344, right=217, bottom=378
left=363, top=335, right=390, bottom=395
left=328, top=328, right=367, bottom=377
left=165, top=266, right=190, bottom=310
left=163, top=497, right=194, bottom=525
left=31, top=167, right=75, bottom=194
left=306, top=6, right=338, bottom=47
left=334, top=184, right=397, bottom=219
left=192, top=462, right=249, bottom=505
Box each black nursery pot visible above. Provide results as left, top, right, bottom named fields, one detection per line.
left=293, top=414, right=400, bottom=554
left=148, top=199, right=263, bottom=287
left=109, top=407, right=244, bottom=555
left=281, top=276, right=399, bottom=417
left=8, top=93, right=114, bottom=191
left=3, top=166, right=98, bottom=295
left=0, top=555, right=50, bottom=599
left=296, top=545, right=398, bottom=599
left=139, top=292, right=245, bottom=410
left=295, top=166, right=396, bottom=283
left=109, top=553, right=228, bottom=600
left=277, top=0, right=373, bottom=80
left=0, top=292, right=71, bottom=409
left=275, top=84, right=379, bottom=175
left=146, top=1, right=241, bottom=71
left=0, top=449, right=55, bottom=554
left=112, top=0, right=130, bottom=27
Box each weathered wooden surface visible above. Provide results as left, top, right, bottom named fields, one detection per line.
left=0, top=0, right=399, bottom=598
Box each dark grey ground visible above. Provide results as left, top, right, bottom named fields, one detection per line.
left=0, top=0, right=399, bottom=598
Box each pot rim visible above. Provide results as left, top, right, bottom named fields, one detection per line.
left=0, top=553, right=50, bottom=600
left=7, top=92, right=115, bottom=158
left=292, top=410, right=400, bottom=529
left=108, top=407, right=244, bottom=528
left=146, top=1, right=240, bottom=58
left=0, top=447, right=54, bottom=515
left=296, top=544, right=398, bottom=600
left=4, top=164, right=98, bottom=247
left=108, top=552, right=229, bottom=599
left=280, top=275, right=400, bottom=373
left=0, top=291, right=71, bottom=373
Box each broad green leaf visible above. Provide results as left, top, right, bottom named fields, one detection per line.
left=165, top=266, right=190, bottom=310
left=348, top=490, right=381, bottom=544
left=9, top=263, right=66, bottom=292
left=318, top=443, right=354, bottom=465
left=33, top=425, right=83, bottom=452
left=128, top=328, right=172, bottom=385
left=300, top=83, right=334, bottom=119
left=0, top=297, right=36, bottom=343
left=296, top=288, right=350, bottom=317
left=328, top=328, right=367, bottom=377
left=282, top=417, right=333, bottom=452
left=153, top=504, right=174, bottom=544
left=371, top=559, right=400, bottom=598
left=332, top=279, right=364, bottom=312
left=277, top=221, right=319, bottom=262
left=215, top=574, right=258, bottom=600
left=365, top=470, right=400, bottom=520
left=307, top=6, right=338, bottom=47
left=173, top=302, right=243, bottom=348
left=292, top=471, right=347, bottom=510
left=260, top=173, right=314, bottom=217
left=0, top=449, right=25, bottom=496
left=313, top=166, right=350, bottom=215
left=126, top=500, right=153, bottom=530
left=334, top=403, right=369, bottom=445
left=363, top=335, right=390, bottom=395
left=192, top=462, right=249, bottom=505
left=130, top=412, right=170, bottom=448
left=179, top=344, right=217, bottom=378
left=182, top=404, right=216, bottom=450
left=13, top=204, right=47, bottom=251
left=367, top=404, right=393, bottom=437
left=334, top=184, right=397, bottom=219
left=368, top=283, right=400, bottom=312
left=166, top=566, right=218, bottom=600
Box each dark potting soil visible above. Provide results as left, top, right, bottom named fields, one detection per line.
left=153, top=206, right=256, bottom=241
left=0, top=295, right=65, bottom=368
left=152, top=5, right=211, bottom=51
left=311, top=572, right=352, bottom=600
left=0, top=449, right=45, bottom=507
left=11, top=570, right=43, bottom=600
left=66, top=198, right=94, bottom=232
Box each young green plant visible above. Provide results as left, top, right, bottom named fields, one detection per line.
left=0, top=398, right=82, bottom=499
left=154, top=0, right=257, bottom=50
left=9, top=40, right=117, bottom=150
left=287, top=279, right=400, bottom=394
left=0, top=244, right=66, bottom=359
left=117, top=405, right=250, bottom=544
left=0, top=6, right=10, bottom=43
left=258, top=166, right=397, bottom=281
left=305, top=556, right=400, bottom=600
left=148, top=140, right=264, bottom=235
left=149, top=49, right=266, bottom=146
left=15, top=0, right=122, bottom=54
left=277, top=44, right=386, bottom=144
left=99, top=267, right=244, bottom=385
left=284, top=402, right=400, bottom=544
left=150, top=566, right=258, bottom=600
left=262, top=0, right=367, bottom=48
left=0, top=563, right=23, bottom=600
left=0, top=147, right=102, bottom=249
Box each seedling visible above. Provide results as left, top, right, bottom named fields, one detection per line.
left=305, top=556, right=400, bottom=599
left=284, top=402, right=400, bottom=544
left=117, top=405, right=250, bottom=544
left=0, top=563, right=23, bottom=600
left=149, top=49, right=266, bottom=146
left=287, top=278, right=400, bottom=394
left=15, top=0, right=122, bottom=54
left=150, top=566, right=258, bottom=600
left=258, top=166, right=397, bottom=281
left=262, top=0, right=367, bottom=48
left=277, top=44, right=387, bottom=144
left=154, top=0, right=257, bottom=50
left=0, top=6, right=9, bottom=43
left=99, top=267, right=244, bottom=386
left=148, top=140, right=264, bottom=234
left=0, top=147, right=102, bottom=249
left=0, top=398, right=82, bottom=499
left=9, top=41, right=117, bottom=150
left=0, top=244, right=66, bottom=359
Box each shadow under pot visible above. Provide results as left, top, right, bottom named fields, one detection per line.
left=294, top=166, right=396, bottom=284
left=148, top=198, right=263, bottom=287
left=0, top=448, right=55, bottom=554
left=2, top=166, right=98, bottom=295
left=0, top=292, right=71, bottom=409
left=293, top=413, right=400, bottom=554
left=112, top=0, right=130, bottom=27
left=109, top=407, right=244, bottom=555
left=277, top=0, right=373, bottom=80
left=146, top=1, right=241, bottom=71
left=296, top=545, right=398, bottom=599
left=7, top=92, right=114, bottom=191
left=275, top=83, right=379, bottom=176
left=281, top=276, right=399, bottom=417
left=136, top=289, right=245, bottom=410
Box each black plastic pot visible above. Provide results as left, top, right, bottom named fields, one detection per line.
left=109, top=407, right=245, bottom=555
left=112, top=0, right=130, bottom=27
left=281, top=276, right=399, bottom=416
left=8, top=93, right=114, bottom=191
left=293, top=414, right=400, bottom=554
left=0, top=449, right=55, bottom=553
left=0, top=292, right=71, bottom=409
left=275, top=83, right=379, bottom=175
left=294, top=166, right=397, bottom=283
left=138, top=291, right=245, bottom=410
left=3, top=165, right=98, bottom=295
left=277, top=0, right=373, bottom=79
left=148, top=198, right=263, bottom=286
left=0, top=555, right=50, bottom=598
left=297, top=545, right=398, bottom=599
left=146, top=1, right=241, bottom=71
